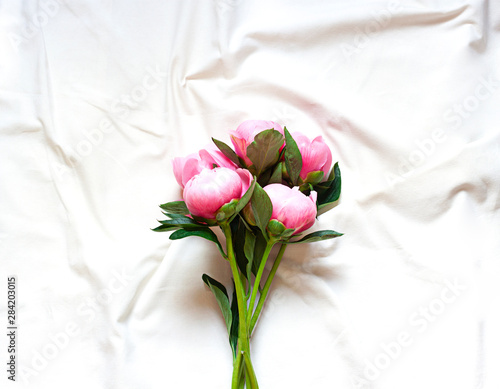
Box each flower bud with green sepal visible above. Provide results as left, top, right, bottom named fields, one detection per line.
left=266, top=219, right=296, bottom=241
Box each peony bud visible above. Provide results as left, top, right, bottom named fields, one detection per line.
left=172, top=145, right=237, bottom=188
left=263, top=184, right=317, bottom=234
left=230, top=120, right=284, bottom=167
left=183, top=167, right=252, bottom=220
left=291, top=132, right=332, bottom=182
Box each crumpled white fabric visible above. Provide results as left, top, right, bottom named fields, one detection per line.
left=1, top=0, right=499, bottom=388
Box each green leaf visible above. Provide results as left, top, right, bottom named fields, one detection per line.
left=151, top=224, right=179, bottom=232
left=229, top=283, right=239, bottom=359
left=246, top=129, right=284, bottom=177
left=191, top=215, right=218, bottom=226
left=281, top=228, right=296, bottom=239
left=232, top=177, right=256, bottom=217
left=250, top=183, right=273, bottom=239
left=284, top=127, right=303, bottom=186
left=231, top=217, right=249, bottom=278
left=212, top=137, right=241, bottom=167
left=268, top=162, right=283, bottom=185
left=157, top=216, right=204, bottom=229
left=289, top=229, right=343, bottom=244
left=303, top=170, right=324, bottom=186
left=159, top=201, right=189, bottom=215
left=244, top=229, right=256, bottom=281
left=256, top=166, right=273, bottom=187
left=202, top=274, right=232, bottom=335
left=326, top=164, right=336, bottom=181
left=216, top=200, right=238, bottom=222
left=315, top=162, right=341, bottom=210
left=252, top=230, right=268, bottom=276
left=170, top=228, right=225, bottom=257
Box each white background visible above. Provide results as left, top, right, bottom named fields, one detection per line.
left=1, top=0, right=499, bottom=388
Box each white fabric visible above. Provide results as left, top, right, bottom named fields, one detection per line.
left=1, top=0, right=499, bottom=388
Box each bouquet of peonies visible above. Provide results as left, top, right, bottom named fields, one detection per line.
left=153, top=120, right=342, bottom=388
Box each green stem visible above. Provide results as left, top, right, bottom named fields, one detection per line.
left=249, top=243, right=288, bottom=335
left=246, top=240, right=275, bottom=325
left=232, top=351, right=244, bottom=388
left=244, top=351, right=259, bottom=389
left=223, top=223, right=255, bottom=389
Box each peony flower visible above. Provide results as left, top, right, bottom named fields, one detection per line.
left=172, top=145, right=237, bottom=188
left=230, top=120, right=284, bottom=166
left=291, top=132, right=332, bottom=182
left=263, top=184, right=317, bottom=234
left=183, top=167, right=253, bottom=220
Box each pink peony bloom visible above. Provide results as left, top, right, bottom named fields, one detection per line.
left=172, top=145, right=237, bottom=188
left=183, top=167, right=253, bottom=220
left=263, top=184, right=317, bottom=234
left=230, top=120, right=284, bottom=167
left=292, top=132, right=332, bottom=182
